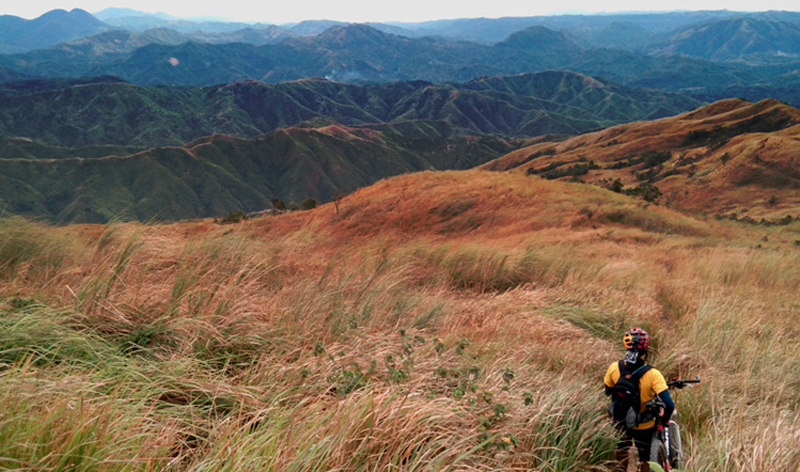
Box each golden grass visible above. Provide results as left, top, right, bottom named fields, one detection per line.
left=480, top=98, right=800, bottom=218
left=1, top=170, right=799, bottom=471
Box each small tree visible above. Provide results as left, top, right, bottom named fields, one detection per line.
left=301, top=198, right=318, bottom=210
left=332, top=189, right=346, bottom=215
left=271, top=198, right=286, bottom=212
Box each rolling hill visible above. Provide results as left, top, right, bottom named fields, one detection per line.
left=482, top=98, right=800, bottom=219
left=4, top=164, right=799, bottom=472
left=3, top=97, right=799, bottom=224
left=0, top=72, right=701, bottom=147
left=0, top=121, right=526, bottom=223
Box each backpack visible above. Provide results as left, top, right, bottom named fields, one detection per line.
left=608, top=360, right=651, bottom=429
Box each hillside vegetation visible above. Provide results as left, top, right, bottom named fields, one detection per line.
left=6, top=96, right=800, bottom=224
left=0, top=122, right=525, bottom=223
left=1, top=170, right=798, bottom=471
left=0, top=72, right=700, bottom=147
left=483, top=98, right=800, bottom=219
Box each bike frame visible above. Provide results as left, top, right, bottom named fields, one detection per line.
left=647, top=378, right=700, bottom=471
left=652, top=402, right=674, bottom=471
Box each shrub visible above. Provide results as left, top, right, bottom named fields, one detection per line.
left=216, top=209, right=248, bottom=224
left=641, top=151, right=671, bottom=168
left=625, top=183, right=663, bottom=203
left=271, top=198, right=286, bottom=212
left=301, top=198, right=318, bottom=210
left=542, top=161, right=599, bottom=180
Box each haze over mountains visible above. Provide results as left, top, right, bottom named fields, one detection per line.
left=3, top=7, right=800, bottom=223
left=1, top=9, right=800, bottom=97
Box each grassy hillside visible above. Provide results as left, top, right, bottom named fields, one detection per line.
left=0, top=123, right=524, bottom=223
left=1, top=170, right=798, bottom=471
left=483, top=98, right=800, bottom=219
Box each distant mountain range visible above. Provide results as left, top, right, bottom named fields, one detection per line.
left=0, top=72, right=700, bottom=147
left=3, top=8, right=800, bottom=224
left=5, top=8, right=800, bottom=60
left=2, top=15, right=799, bottom=106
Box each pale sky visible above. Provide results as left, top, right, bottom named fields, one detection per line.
left=5, top=0, right=800, bottom=24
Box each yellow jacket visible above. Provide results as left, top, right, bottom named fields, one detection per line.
left=604, top=361, right=668, bottom=430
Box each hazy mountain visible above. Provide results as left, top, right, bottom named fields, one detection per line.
left=493, top=26, right=582, bottom=53
left=50, top=28, right=192, bottom=55
left=0, top=9, right=112, bottom=54
left=562, top=47, right=762, bottom=91
left=191, top=26, right=296, bottom=45
left=0, top=72, right=701, bottom=147
left=34, top=25, right=295, bottom=58
left=0, top=22, right=769, bottom=93
left=390, top=11, right=744, bottom=44
left=96, top=15, right=172, bottom=32
left=96, top=10, right=266, bottom=34
left=4, top=12, right=800, bottom=109
left=584, top=21, right=652, bottom=51
left=93, top=7, right=176, bottom=21
left=651, top=17, right=800, bottom=62
left=286, top=20, right=348, bottom=35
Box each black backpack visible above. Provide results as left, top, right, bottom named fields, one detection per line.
left=608, top=361, right=651, bottom=429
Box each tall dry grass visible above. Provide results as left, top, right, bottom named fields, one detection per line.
left=2, top=173, right=799, bottom=471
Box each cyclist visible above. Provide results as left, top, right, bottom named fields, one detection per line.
left=604, top=328, right=674, bottom=472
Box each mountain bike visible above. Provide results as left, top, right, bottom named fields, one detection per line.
left=643, top=377, right=701, bottom=471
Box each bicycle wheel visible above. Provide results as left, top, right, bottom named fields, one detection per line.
left=668, top=421, right=683, bottom=469
left=649, top=433, right=669, bottom=470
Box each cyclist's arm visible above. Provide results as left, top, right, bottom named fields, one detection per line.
left=603, top=363, right=617, bottom=395
left=657, top=389, right=675, bottom=424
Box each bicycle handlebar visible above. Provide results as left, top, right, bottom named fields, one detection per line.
left=667, top=377, right=701, bottom=389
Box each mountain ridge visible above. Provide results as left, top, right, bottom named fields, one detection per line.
left=481, top=98, right=800, bottom=218
left=651, top=17, right=800, bottom=61
left=0, top=72, right=701, bottom=147
left=0, top=120, right=526, bottom=223
left=0, top=22, right=764, bottom=91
